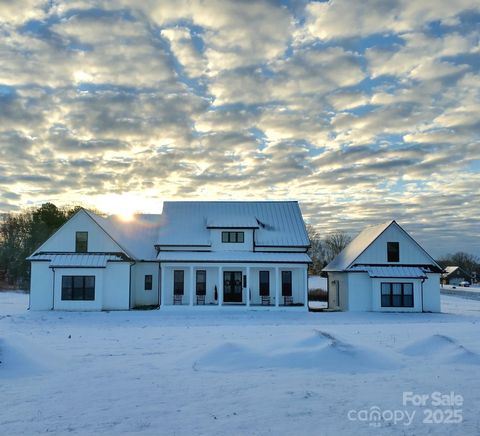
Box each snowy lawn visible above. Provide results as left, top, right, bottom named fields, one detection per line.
left=1, top=292, right=480, bottom=435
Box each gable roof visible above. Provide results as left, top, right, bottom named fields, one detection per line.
left=86, top=211, right=162, bottom=260
left=31, top=208, right=129, bottom=257
left=323, top=220, right=441, bottom=272
left=323, top=221, right=392, bottom=271
left=156, top=201, right=309, bottom=247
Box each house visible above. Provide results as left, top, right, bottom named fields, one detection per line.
left=28, top=201, right=311, bottom=311
left=322, top=220, right=442, bottom=312
left=441, top=266, right=472, bottom=286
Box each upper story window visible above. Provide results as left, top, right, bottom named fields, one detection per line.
left=75, top=231, right=88, bottom=253
left=222, top=231, right=244, bottom=243
left=387, top=242, right=399, bottom=262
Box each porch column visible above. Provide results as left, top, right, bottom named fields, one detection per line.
left=160, top=264, right=165, bottom=307
left=218, top=266, right=223, bottom=306
left=304, top=267, right=308, bottom=308
left=246, top=266, right=251, bottom=307
left=275, top=266, right=280, bottom=307
left=189, top=266, right=194, bottom=307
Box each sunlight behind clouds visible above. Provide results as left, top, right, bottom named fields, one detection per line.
left=0, top=0, right=479, bottom=256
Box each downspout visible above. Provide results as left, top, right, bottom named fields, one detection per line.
left=158, top=262, right=161, bottom=309
left=326, top=275, right=330, bottom=309
left=421, top=277, right=425, bottom=312
left=52, top=267, right=56, bottom=310
left=129, top=262, right=135, bottom=310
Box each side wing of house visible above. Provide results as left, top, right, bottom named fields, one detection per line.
left=29, top=209, right=133, bottom=311
left=325, top=221, right=441, bottom=312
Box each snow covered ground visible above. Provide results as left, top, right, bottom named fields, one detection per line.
left=1, top=292, right=480, bottom=435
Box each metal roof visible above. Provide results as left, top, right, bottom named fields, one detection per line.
left=29, top=253, right=125, bottom=268
left=157, top=251, right=311, bottom=263
left=323, top=221, right=392, bottom=271
left=206, top=215, right=260, bottom=229
left=156, top=201, right=310, bottom=247
left=349, top=265, right=427, bottom=278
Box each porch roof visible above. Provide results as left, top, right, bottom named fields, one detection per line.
left=29, top=253, right=126, bottom=268
left=349, top=265, right=427, bottom=278
left=157, top=251, right=311, bottom=264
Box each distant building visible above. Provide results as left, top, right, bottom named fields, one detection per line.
left=441, top=266, right=472, bottom=286
left=323, top=220, right=442, bottom=312
left=28, top=201, right=311, bottom=311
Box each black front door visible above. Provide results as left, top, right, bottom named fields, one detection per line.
left=223, top=271, right=243, bottom=303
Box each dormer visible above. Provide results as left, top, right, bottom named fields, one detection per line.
left=206, top=216, right=259, bottom=252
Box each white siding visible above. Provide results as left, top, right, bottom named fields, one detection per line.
left=131, top=262, right=159, bottom=307
left=354, top=224, right=434, bottom=266
left=371, top=278, right=422, bottom=312
left=210, top=229, right=254, bottom=251
left=328, top=272, right=348, bottom=310
left=29, top=262, right=53, bottom=310
left=104, top=263, right=131, bottom=310
left=423, top=273, right=441, bottom=312
left=53, top=267, right=104, bottom=311
left=347, top=273, right=372, bottom=311
left=34, top=210, right=125, bottom=254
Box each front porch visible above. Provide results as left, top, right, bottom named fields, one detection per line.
left=160, top=263, right=308, bottom=308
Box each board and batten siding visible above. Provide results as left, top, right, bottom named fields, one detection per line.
left=354, top=224, right=433, bottom=266
left=30, top=262, right=54, bottom=310
left=131, top=262, right=159, bottom=307
left=35, top=210, right=125, bottom=254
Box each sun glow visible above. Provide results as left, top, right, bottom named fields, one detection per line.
left=83, top=192, right=164, bottom=218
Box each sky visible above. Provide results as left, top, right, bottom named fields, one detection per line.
left=0, top=0, right=479, bottom=257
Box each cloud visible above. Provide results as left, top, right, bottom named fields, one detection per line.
left=0, top=0, right=478, bottom=256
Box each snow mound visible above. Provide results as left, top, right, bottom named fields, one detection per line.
left=0, top=337, right=50, bottom=378
left=403, top=334, right=480, bottom=366
left=195, top=331, right=400, bottom=373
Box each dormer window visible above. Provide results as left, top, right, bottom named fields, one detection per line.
left=222, top=231, right=244, bottom=243
left=387, top=242, right=399, bottom=262
left=76, top=231, right=88, bottom=253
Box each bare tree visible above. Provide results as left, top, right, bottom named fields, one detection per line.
left=324, top=232, right=352, bottom=263
left=306, top=224, right=325, bottom=275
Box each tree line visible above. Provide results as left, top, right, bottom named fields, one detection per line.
left=0, top=203, right=81, bottom=289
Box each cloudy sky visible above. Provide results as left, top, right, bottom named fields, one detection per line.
left=0, top=0, right=479, bottom=256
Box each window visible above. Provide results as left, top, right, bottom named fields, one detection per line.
left=144, top=275, right=153, bottom=291
left=259, top=271, right=270, bottom=296
left=196, top=270, right=206, bottom=295
left=387, top=241, right=399, bottom=262
left=75, top=231, right=88, bottom=253
left=61, top=276, right=95, bottom=301
left=221, top=231, right=244, bottom=243
left=174, top=270, right=184, bottom=295
left=282, top=271, right=292, bottom=297
left=381, top=282, right=413, bottom=307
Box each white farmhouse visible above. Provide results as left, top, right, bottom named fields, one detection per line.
left=323, top=220, right=442, bottom=312
left=28, top=201, right=311, bottom=311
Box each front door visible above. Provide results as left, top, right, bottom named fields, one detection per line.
left=223, top=271, right=243, bottom=303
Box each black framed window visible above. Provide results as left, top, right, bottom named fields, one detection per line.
left=259, top=271, right=270, bottom=296
left=387, top=242, right=399, bottom=262
left=174, top=270, right=184, bottom=295
left=61, top=276, right=95, bottom=301
left=381, top=282, right=413, bottom=307
left=75, top=231, right=88, bottom=253
left=221, top=231, right=244, bottom=243
left=282, top=271, right=292, bottom=297
left=196, top=270, right=206, bottom=295
left=144, top=274, right=153, bottom=291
